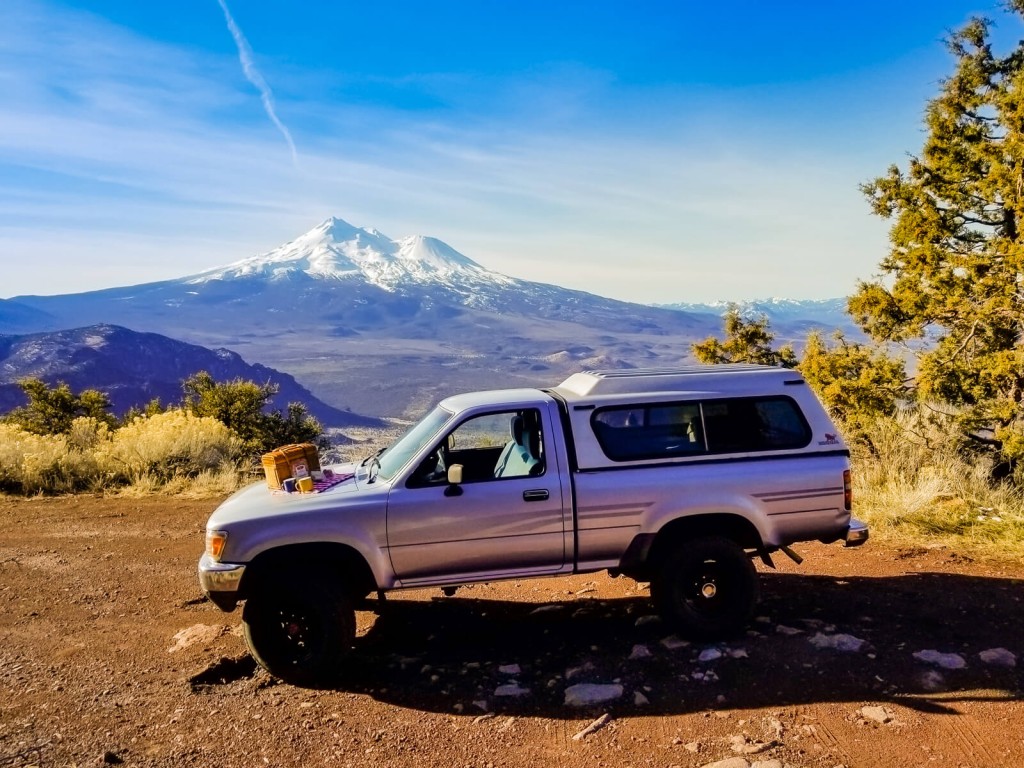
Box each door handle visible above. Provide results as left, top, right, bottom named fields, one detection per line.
left=523, top=489, right=549, bottom=502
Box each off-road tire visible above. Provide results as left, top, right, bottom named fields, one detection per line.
left=650, top=535, right=759, bottom=640
left=242, top=580, right=355, bottom=685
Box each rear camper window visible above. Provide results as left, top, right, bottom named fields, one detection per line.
left=592, top=403, right=705, bottom=461
left=592, top=397, right=810, bottom=461
left=702, top=397, right=810, bottom=453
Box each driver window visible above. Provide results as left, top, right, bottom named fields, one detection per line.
left=409, top=409, right=544, bottom=486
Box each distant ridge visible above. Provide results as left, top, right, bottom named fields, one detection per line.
left=0, top=324, right=381, bottom=429
left=656, top=297, right=859, bottom=337
left=0, top=298, right=57, bottom=333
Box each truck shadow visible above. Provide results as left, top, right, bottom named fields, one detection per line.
left=325, top=570, right=1023, bottom=716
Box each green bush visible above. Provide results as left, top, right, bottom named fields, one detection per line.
left=3, top=378, right=117, bottom=435
left=181, top=372, right=325, bottom=462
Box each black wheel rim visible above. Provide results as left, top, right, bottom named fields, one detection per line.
left=261, top=599, right=324, bottom=667
left=679, top=559, right=735, bottom=618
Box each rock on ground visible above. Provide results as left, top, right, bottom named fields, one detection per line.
left=978, top=647, right=1017, bottom=667
left=661, top=635, right=689, bottom=650
left=493, top=683, right=530, bottom=697
left=629, top=644, right=652, bottom=660
left=808, top=632, right=866, bottom=652
left=564, top=683, right=624, bottom=707
left=913, top=649, right=967, bottom=669
left=167, top=624, right=229, bottom=653
left=859, top=705, right=894, bottom=724
left=775, top=625, right=803, bottom=636
left=699, top=758, right=751, bottom=768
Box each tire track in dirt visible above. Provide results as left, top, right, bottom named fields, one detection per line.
left=938, top=712, right=997, bottom=766
left=808, top=718, right=863, bottom=768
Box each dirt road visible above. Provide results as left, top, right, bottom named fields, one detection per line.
left=1, top=495, right=1022, bottom=767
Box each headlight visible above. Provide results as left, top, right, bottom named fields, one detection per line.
left=205, top=529, right=228, bottom=561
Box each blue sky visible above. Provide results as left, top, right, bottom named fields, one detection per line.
left=1, top=0, right=1018, bottom=303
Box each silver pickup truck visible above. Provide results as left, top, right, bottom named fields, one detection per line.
left=199, top=365, right=867, bottom=683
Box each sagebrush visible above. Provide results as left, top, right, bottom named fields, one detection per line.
left=0, top=410, right=243, bottom=495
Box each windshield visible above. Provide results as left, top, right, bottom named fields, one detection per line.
left=375, top=405, right=453, bottom=482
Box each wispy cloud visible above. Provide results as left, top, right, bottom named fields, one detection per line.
left=216, top=0, right=298, bottom=165
left=0, top=0, right=900, bottom=302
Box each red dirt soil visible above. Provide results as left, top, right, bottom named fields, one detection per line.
left=1, top=495, right=1022, bottom=767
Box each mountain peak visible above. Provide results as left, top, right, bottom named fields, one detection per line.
left=313, top=216, right=384, bottom=243
left=186, top=217, right=501, bottom=291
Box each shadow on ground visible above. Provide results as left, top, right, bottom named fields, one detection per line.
left=196, top=569, right=1024, bottom=717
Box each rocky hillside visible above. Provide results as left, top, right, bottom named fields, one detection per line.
left=0, top=324, right=381, bottom=428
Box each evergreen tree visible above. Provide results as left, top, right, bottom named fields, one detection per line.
left=852, top=10, right=1024, bottom=468
left=3, top=378, right=116, bottom=435
left=691, top=306, right=797, bottom=368
left=798, top=332, right=909, bottom=448
left=180, top=372, right=324, bottom=459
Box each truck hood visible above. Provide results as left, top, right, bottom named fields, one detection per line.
left=206, top=462, right=377, bottom=528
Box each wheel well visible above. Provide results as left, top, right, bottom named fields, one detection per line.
left=240, top=543, right=376, bottom=599
left=648, top=514, right=763, bottom=566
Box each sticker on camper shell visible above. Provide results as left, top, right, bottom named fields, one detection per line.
left=817, top=433, right=839, bottom=446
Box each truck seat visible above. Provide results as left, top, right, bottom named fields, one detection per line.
left=494, top=413, right=542, bottom=478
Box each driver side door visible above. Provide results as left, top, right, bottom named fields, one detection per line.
left=385, top=407, right=568, bottom=584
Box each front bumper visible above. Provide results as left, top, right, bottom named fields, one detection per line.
left=198, top=553, right=246, bottom=611
left=844, top=517, right=869, bottom=547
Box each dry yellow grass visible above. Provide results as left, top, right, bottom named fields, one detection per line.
left=851, top=408, right=1024, bottom=559
left=0, top=411, right=243, bottom=495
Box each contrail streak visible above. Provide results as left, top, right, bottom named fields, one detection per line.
left=217, top=0, right=298, bottom=164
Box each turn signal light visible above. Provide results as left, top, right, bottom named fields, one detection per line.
left=205, top=530, right=228, bottom=561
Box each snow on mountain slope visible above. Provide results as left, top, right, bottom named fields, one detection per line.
left=188, top=217, right=510, bottom=295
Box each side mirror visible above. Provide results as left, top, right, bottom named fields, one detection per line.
left=444, top=464, right=464, bottom=496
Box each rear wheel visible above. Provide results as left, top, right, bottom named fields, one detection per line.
left=242, top=580, right=355, bottom=685
left=650, top=536, right=759, bottom=640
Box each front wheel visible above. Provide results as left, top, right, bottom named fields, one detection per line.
left=650, top=536, right=759, bottom=641
left=242, top=580, right=355, bottom=685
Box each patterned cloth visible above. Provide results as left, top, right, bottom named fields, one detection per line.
left=312, top=472, right=354, bottom=492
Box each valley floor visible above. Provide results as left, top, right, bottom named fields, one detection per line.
left=1, top=495, right=1022, bottom=767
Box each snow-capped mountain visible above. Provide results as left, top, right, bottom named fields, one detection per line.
left=191, top=218, right=514, bottom=301
left=6, top=216, right=706, bottom=340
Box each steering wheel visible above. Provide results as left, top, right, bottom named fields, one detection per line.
left=419, top=442, right=448, bottom=484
